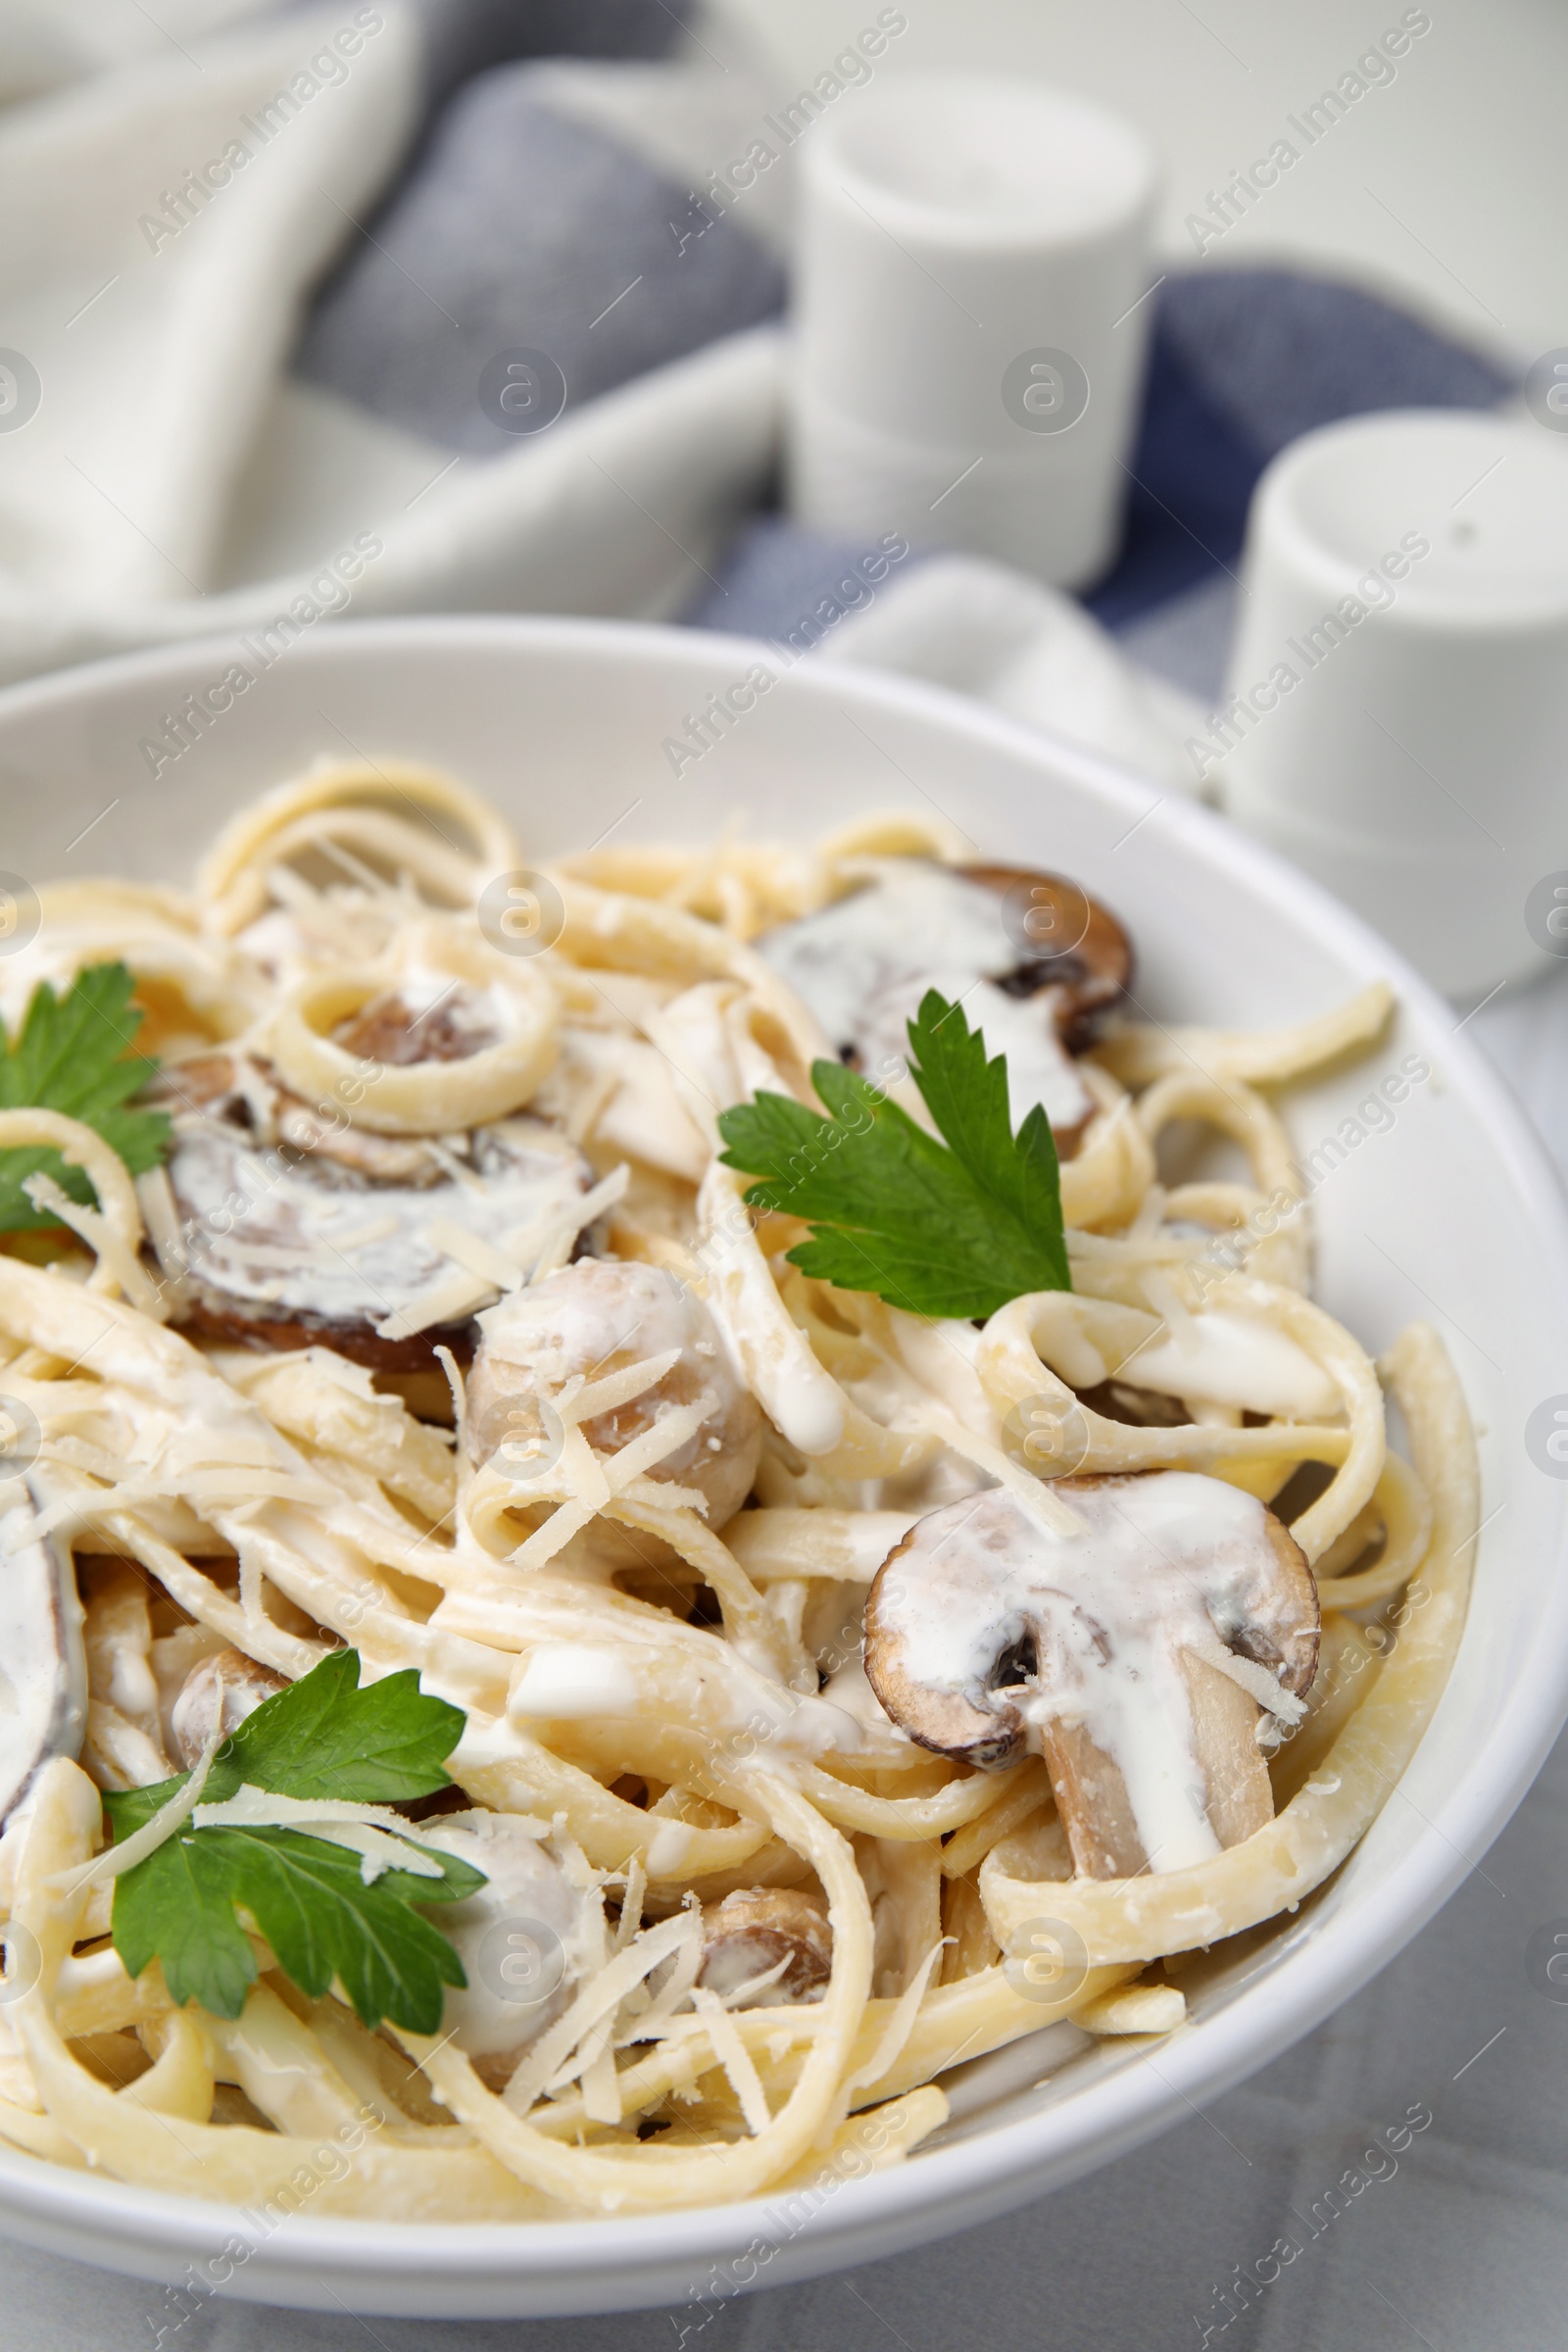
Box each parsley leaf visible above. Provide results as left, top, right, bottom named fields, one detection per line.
left=716, top=988, right=1071, bottom=1321
left=0, top=961, right=172, bottom=1233
left=104, top=1651, right=483, bottom=2032
left=109, top=1824, right=481, bottom=2034
left=221, top=1645, right=469, bottom=1804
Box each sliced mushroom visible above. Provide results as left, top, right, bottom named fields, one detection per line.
left=864, top=1473, right=1317, bottom=1880
left=757, top=857, right=1131, bottom=1149
left=149, top=1053, right=597, bottom=1372
left=466, top=1258, right=762, bottom=1527
left=330, top=987, right=502, bottom=1069
left=164, top=1051, right=453, bottom=1185
left=956, top=863, right=1131, bottom=1039
left=0, top=1479, right=88, bottom=1824
left=698, top=1886, right=832, bottom=2005
left=168, top=1647, right=289, bottom=1770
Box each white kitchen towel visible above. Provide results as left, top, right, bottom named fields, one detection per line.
left=0, top=0, right=789, bottom=683
left=812, top=551, right=1207, bottom=791
left=0, top=0, right=270, bottom=104
left=0, top=0, right=1213, bottom=793
left=0, top=2, right=1513, bottom=787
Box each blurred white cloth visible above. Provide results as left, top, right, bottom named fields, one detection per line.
left=818, top=552, right=1206, bottom=792
left=0, top=3, right=786, bottom=683
left=0, top=0, right=270, bottom=103
left=0, top=9, right=421, bottom=620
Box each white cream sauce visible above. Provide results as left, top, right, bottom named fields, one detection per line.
left=509, top=1643, right=643, bottom=1720
left=1121, top=1310, right=1340, bottom=1420
left=705, top=1278, right=845, bottom=1457
left=168, top=1116, right=592, bottom=1329
left=885, top=1310, right=1004, bottom=1443
left=704, top=1266, right=845, bottom=1458
left=759, top=861, right=1093, bottom=1133
left=885, top=1479, right=1304, bottom=1872
left=820, top=1654, right=901, bottom=1736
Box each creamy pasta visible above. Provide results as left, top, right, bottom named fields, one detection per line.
left=0, top=760, right=1477, bottom=2221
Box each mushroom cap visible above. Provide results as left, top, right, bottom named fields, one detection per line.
left=755, top=857, right=1130, bottom=1147
left=699, top=1886, right=832, bottom=2005
left=863, top=1473, right=1319, bottom=1773
left=153, top=1054, right=596, bottom=1372
left=413, top=1812, right=597, bottom=2068
left=956, top=862, right=1132, bottom=1042
left=466, top=1257, right=762, bottom=1527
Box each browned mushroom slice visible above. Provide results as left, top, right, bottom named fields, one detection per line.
left=698, top=1886, right=832, bottom=2004
left=466, top=1257, right=762, bottom=1527
left=161, top=1054, right=441, bottom=1185
left=148, top=1054, right=597, bottom=1372
left=168, top=1647, right=289, bottom=1770
left=864, top=1473, right=1318, bottom=1880
left=956, top=863, right=1131, bottom=1043
left=756, top=857, right=1131, bottom=1150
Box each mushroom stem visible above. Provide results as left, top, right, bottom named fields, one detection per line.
left=1038, top=1651, right=1271, bottom=1881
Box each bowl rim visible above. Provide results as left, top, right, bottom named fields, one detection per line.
left=2, top=612, right=1566, bottom=2304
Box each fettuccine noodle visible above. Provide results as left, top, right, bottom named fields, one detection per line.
left=0, top=760, right=1476, bottom=2220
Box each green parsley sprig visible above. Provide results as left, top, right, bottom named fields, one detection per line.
left=716, top=988, right=1071, bottom=1321
left=0, top=961, right=172, bottom=1232
left=105, top=1651, right=483, bottom=2034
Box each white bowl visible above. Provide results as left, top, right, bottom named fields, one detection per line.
left=1, top=617, right=1565, bottom=2321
